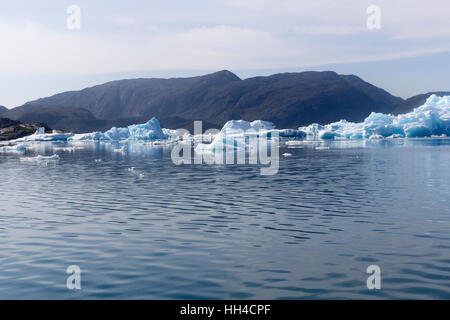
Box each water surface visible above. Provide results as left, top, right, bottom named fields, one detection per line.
left=0, top=138, right=449, bottom=299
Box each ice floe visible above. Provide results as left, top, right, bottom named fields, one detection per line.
left=298, top=95, right=449, bottom=140
left=195, top=119, right=278, bottom=152
left=315, top=146, right=330, bottom=150
left=70, top=118, right=168, bottom=141
left=285, top=141, right=304, bottom=146
left=0, top=144, right=27, bottom=154
left=15, top=129, right=73, bottom=142
left=53, top=146, right=83, bottom=152
left=20, top=154, right=60, bottom=164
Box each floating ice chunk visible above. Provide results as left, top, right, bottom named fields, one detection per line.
left=404, top=125, right=431, bottom=138
left=70, top=118, right=168, bottom=141
left=278, top=129, right=306, bottom=137
left=53, top=146, right=77, bottom=152
left=249, top=120, right=276, bottom=131
left=113, top=146, right=127, bottom=153
left=319, top=130, right=336, bottom=140
left=285, top=141, right=303, bottom=146
left=386, top=134, right=404, bottom=139
left=70, top=132, right=104, bottom=141
left=108, top=118, right=168, bottom=141
left=315, top=146, right=330, bottom=150
left=369, top=134, right=385, bottom=140
left=298, top=95, right=449, bottom=140
left=220, top=119, right=275, bottom=135
left=196, top=119, right=276, bottom=153
left=197, top=133, right=247, bottom=152
left=299, top=123, right=323, bottom=138
left=282, top=153, right=292, bottom=157
left=221, top=120, right=252, bottom=133
left=162, top=128, right=180, bottom=139
left=0, top=144, right=27, bottom=154
left=14, top=129, right=73, bottom=142
left=20, top=154, right=60, bottom=164
left=363, top=113, right=398, bottom=137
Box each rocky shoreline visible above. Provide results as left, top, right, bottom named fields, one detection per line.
left=0, top=118, right=51, bottom=142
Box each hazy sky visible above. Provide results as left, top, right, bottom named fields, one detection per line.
left=1, top=0, right=449, bottom=107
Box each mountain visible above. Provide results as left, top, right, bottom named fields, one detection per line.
left=0, top=117, right=51, bottom=141
left=9, top=70, right=404, bottom=132
left=25, top=70, right=241, bottom=121
left=0, top=106, right=7, bottom=116
left=392, top=91, right=450, bottom=115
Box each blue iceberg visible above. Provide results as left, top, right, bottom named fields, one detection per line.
left=298, top=95, right=450, bottom=140
left=70, top=118, right=168, bottom=141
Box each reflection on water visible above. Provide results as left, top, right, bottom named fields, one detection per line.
left=0, top=138, right=449, bottom=299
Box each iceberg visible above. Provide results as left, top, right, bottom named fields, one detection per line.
left=70, top=118, right=168, bottom=141
left=20, top=154, right=60, bottom=164
left=196, top=95, right=449, bottom=152
left=195, top=119, right=276, bottom=152
left=219, top=120, right=275, bottom=135
left=298, top=95, right=450, bottom=140
left=0, top=144, right=27, bottom=154
left=14, top=128, right=73, bottom=142
left=162, top=128, right=180, bottom=139
left=278, top=129, right=306, bottom=138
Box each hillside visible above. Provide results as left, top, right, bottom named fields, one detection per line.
left=0, top=106, right=7, bottom=116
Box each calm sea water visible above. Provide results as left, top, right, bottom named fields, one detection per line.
left=0, top=138, right=449, bottom=299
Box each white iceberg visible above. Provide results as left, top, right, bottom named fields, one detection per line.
left=298, top=95, right=450, bottom=140
left=20, top=154, right=60, bottom=164
left=14, top=128, right=73, bottom=142
left=0, top=144, right=27, bottom=154
left=70, top=118, right=168, bottom=141
left=219, top=120, right=275, bottom=135
left=195, top=119, right=276, bottom=152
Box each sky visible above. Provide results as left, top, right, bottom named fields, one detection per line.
left=0, top=0, right=449, bottom=107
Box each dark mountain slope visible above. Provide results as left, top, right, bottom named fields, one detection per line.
left=392, top=91, right=450, bottom=115
left=189, top=72, right=402, bottom=127
left=0, top=106, right=7, bottom=116
left=17, top=70, right=403, bottom=131
left=26, top=70, right=241, bottom=120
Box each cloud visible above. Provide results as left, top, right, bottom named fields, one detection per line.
left=293, top=25, right=363, bottom=36
left=105, top=15, right=138, bottom=28
left=0, top=0, right=450, bottom=76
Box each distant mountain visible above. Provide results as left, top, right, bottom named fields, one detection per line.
left=8, top=70, right=404, bottom=132
left=392, top=91, right=450, bottom=115
left=0, top=106, right=7, bottom=116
